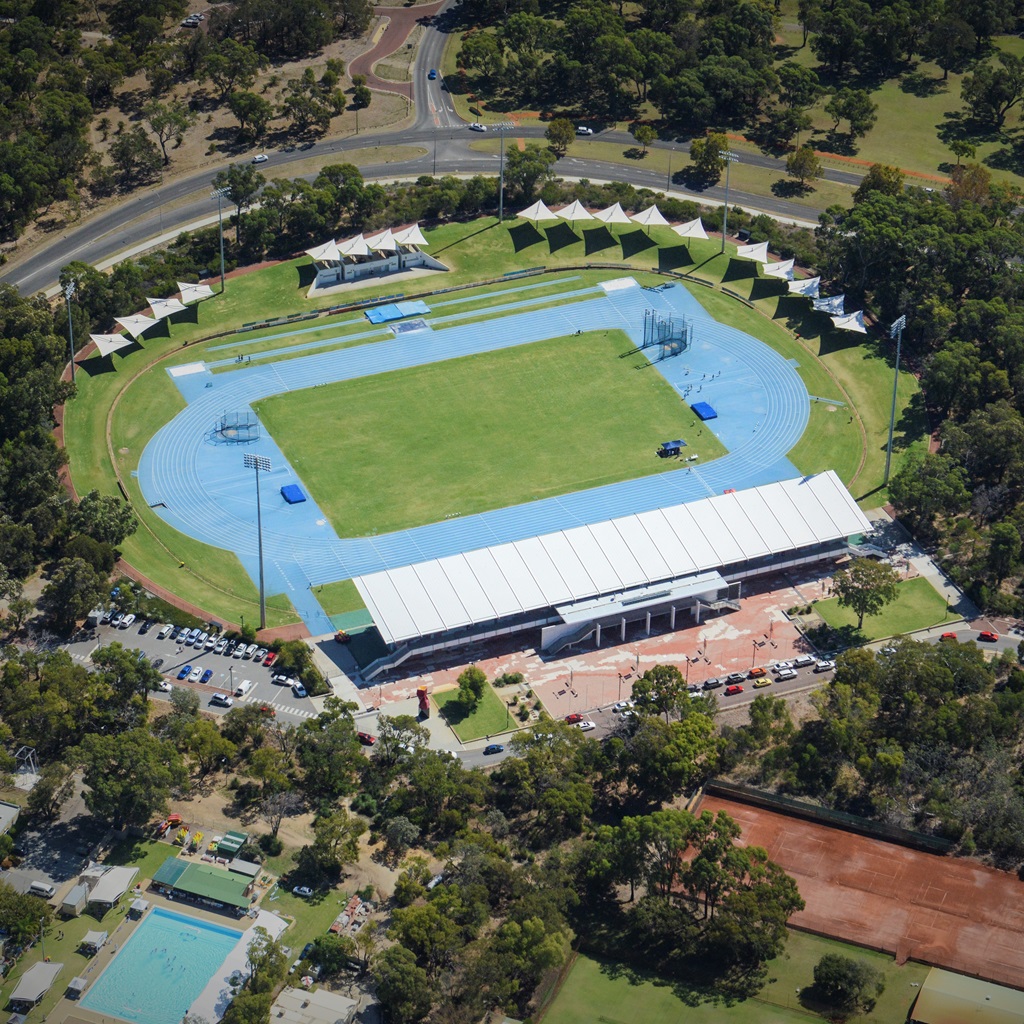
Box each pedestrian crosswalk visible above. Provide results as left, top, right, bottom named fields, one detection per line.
left=237, top=695, right=317, bottom=719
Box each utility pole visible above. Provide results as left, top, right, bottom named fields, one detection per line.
left=64, top=280, right=77, bottom=382
left=720, top=150, right=737, bottom=254
left=243, top=453, right=271, bottom=630
left=211, top=186, right=231, bottom=294
left=884, top=313, right=907, bottom=485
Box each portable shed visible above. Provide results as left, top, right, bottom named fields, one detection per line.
left=66, top=977, right=87, bottom=1000
left=60, top=884, right=88, bottom=918
left=81, top=931, right=107, bottom=955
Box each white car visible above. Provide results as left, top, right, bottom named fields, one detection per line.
left=210, top=692, right=233, bottom=707
left=188, top=666, right=203, bottom=683
left=156, top=679, right=173, bottom=692
left=119, top=613, right=135, bottom=629
left=291, top=683, right=307, bottom=698
left=575, top=126, right=594, bottom=135
left=776, top=668, right=798, bottom=681
left=612, top=700, right=634, bottom=713
left=468, top=122, right=486, bottom=132
left=252, top=153, right=269, bottom=164
left=772, top=660, right=793, bottom=672
left=232, top=644, right=245, bottom=659
left=157, top=624, right=173, bottom=639
left=793, top=654, right=816, bottom=667
left=574, top=720, right=596, bottom=731
left=814, top=659, right=836, bottom=673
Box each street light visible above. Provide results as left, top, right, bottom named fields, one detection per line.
left=243, top=453, right=271, bottom=630
left=211, top=185, right=231, bottom=294
left=64, top=280, right=77, bottom=382
left=719, top=150, right=738, bottom=254
left=884, top=313, right=907, bottom=485
left=493, top=122, right=516, bottom=223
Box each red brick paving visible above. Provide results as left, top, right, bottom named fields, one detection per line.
left=349, top=2, right=444, bottom=100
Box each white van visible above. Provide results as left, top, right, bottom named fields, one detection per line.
left=28, top=881, right=55, bottom=899
left=157, top=624, right=173, bottom=639
left=243, top=644, right=258, bottom=660
left=234, top=679, right=253, bottom=697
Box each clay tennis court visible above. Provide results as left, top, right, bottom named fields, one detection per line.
left=699, top=794, right=1024, bottom=989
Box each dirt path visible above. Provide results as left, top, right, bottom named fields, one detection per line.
left=349, top=2, right=444, bottom=99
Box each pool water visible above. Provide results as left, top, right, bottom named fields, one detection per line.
left=81, top=907, right=241, bottom=1024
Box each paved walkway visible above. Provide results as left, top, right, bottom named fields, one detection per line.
left=349, top=2, right=444, bottom=99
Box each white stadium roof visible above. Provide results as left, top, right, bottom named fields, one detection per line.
left=354, top=472, right=871, bottom=646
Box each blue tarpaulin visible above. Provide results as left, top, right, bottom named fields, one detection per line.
left=660, top=439, right=687, bottom=452
left=365, top=300, right=430, bottom=324
left=281, top=484, right=306, bottom=504
left=692, top=401, right=718, bottom=421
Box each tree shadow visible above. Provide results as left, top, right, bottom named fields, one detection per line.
left=770, top=179, right=813, bottom=198
left=937, top=109, right=1006, bottom=146
left=720, top=258, right=758, bottom=284
left=623, top=146, right=647, bottom=160
left=820, top=130, right=856, bottom=156
left=658, top=244, right=693, bottom=271
left=508, top=221, right=544, bottom=252
left=545, top=221, right=580, bottom=252
left=437, top=697, right=474, bottom=727
left=676, top=167, right=719, bottom=192
left=901, top=70, right=948, bottom=97
left=583, top=224, right=616, bottom=255
left=619, top=229, right=656, bottom=258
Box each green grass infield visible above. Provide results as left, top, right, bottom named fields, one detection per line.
left=815, top=576, right=960, bottom=641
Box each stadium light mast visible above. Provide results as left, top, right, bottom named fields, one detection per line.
left=243, top=453, right=271, bottom=630
left=884, top=313, right=907, bottom=485
left=494, top=122, right=516, bottom=223
left=719, top=150, right=737, bottom=254
left=211, top=185, right=231, bottom=294
left=63, top=280, right=76, bottom=383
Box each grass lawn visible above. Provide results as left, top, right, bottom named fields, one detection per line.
left=256, top=329, right=726, bottom=537
left=543, top=931, right=927, bottom=1024
left=815, top=576, right=959, bottom=640
left=434, top=683, right=516, bottom=741
left=104, top=836, right=179, bottom=882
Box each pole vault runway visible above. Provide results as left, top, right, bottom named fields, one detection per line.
left=137, top=280, right=809, bottom=634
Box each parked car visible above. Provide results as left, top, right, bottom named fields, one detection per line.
left=178, top=665, right=192, bottom=680
left=258, top=705, right=276, bottom=717
left=483, top=743, right=504, bottom=755
left=215, top=639, right=228, bottom=654
left=776, top=668, right=798, bottom=681
left=210, top=692, right=233, bottom=707
left=703, top=677, right=722, bottom=689
left=254, top=648, right=268, bottom=662
left=119, top=613, right=135, bottom=629
left=814, top=659, right=836, bottom=672
left=772, top=660, right=793, bottom=672
left=793, top=654, right=816, bottom=667
left=188, top=666, right=203, bottom=682
left=200, top=669, right=213, bottom=684
left=156, top=679, right=172, bottom=692
left=157, top=624, right=173, bottom=639
left=151, top=658, right=165, bottom=671
left=195, top=631, right=208, bottom=647
left=264, top=651, right=277, bottom=666
left=575, top=720, right=596, bottom=731
left=187, top=628, right=202, bottom=645
left=726, top=672, right=746, bottom=684
left=753, top=677, right=773, bottom=688
left=724, top=684, right=744, bottom=695
left=576, top=125, right=594, bottom=135
left=748, top=666, right=767, bottom=679
left=292, top=886, right=313, bottom=897
left=139, top=619, right=153, bottom=634
left=205, top=634, right=219, bottom=650
left=939, top=631, right=958, bottom=641
left=565, top=713, right=583, bottom=724
left=244, top=644, right=258, bottom=660
left=978, top=630, right=1000, bottom=642
left=357, top=731, right=376, bottom=745
left=291, top=683, right=307, bottom=698
left=232, top=643, right=245, bottom=658
left=272, top=673, right=292, bottom=686
left=101, top=608, right=114, bottom=625
left=612, top=700, right=634, bottom=712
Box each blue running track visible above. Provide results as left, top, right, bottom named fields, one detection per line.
left=137, top=280, right=808, bottom=634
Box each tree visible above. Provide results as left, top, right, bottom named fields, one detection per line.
left=109, top=125, right=162, bottom=184
left=812, top=953, right=885, bottom=1014
left=988, top=521, right=1021, bottom=580
left=245, top=925, right=289, bottom=993
left=831, top=558, right=901, bottom=629
left=375, top=945, right=432, bottom=1024
left=308, top=807, right=366, bottom=875
left=632, top=123, right=657, bottom=155
left=925, top=18, right=974, bottom=79
left=73, top=728, right=185, bottom=829
left=203, top=39, right=266, bottom=99
left=228, top=92, right=274, bottom=143
left=458, top=31, right=505, bottom=84
left=71, top=490, right=137, bottom=546
left=888, top=453, right=970, bottom=537
left=25, top=761, right=74, bottom=820
left=949, top=139, right=977, bottom=166
left=545, top=117, right=575, bottom=157
left=143, top=100, right=198, bottom=165
left=777, top=61, right=821, bottom=110
left=259, top=789, right=302, bottom=837
left=503, top=143, right=556, bottom=201
left=211, top=164, right=266, bottom=245
left=311, top=932, right=356, bottom=975
left=457, top=665, right=487, bottom=709
left=825, top=89, right=878, bottom=139
left=39, top=557, right=108, bottom=631
left=352, top=83, right=372, bottom=109
left=186, top=718, right=237, bottom=778
left=961, top=53, right=1024, bottom=127
left=689, top=131, right=729, bottom=183
left=786, top=145, right=822, bottom=187
left=853, top=163, right=904, bottom=203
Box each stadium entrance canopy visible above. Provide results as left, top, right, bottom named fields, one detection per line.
left=354, top=472, right=871, bottom=679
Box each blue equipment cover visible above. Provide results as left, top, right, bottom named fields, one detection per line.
left=691, top=401, right=718, bottom=421
left=281, top=484, right=306, bottom=504
left=365, top=300, right=430, bottom=324
left=660, top=439, right=687, bottom=452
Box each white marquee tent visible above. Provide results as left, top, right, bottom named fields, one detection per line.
left=788, top=276, right=820, bottom=298
left=630, top=204, right=668, bottom=230
left=735, top=240, right=769, bottom=263
left=147, top=296, right=187, bottom=319
left=517, top=199, right=556, bottom=222
left=672, top=217, right=708, bottom=240
left=364, top=228, right=397, bottom=251
left=592, top=202, right=632, bottom=225
left=832, top=310, right=867, bottom=333
left=89, top=334, right=134, bottom=358
left=115, top=314, right=157, bottom=338
left=337, top=234, right=371, bottom=257
left=762, top=258, right=795, bottom=280
left=178, top=281, right=215, bottom=304
left=555, top=200, right=593, bottom=228
left=393, top=223, right=429, bottom=246
left=305, top=239, right=341, bottom=262
left=813, top=294, right=845, bottom=315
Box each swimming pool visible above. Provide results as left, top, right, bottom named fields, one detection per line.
left=81, top=907, right=241, bottom=1024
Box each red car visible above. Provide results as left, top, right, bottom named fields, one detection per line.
left=357, top=731, right=376, bottom=746
left=724, top=684, right=744, bottom=696
left=258, top=705, right=276, bottom=716
left=264, top=651, right=277, bottom=666
left=565, top=713, right=583, bottom=724
left=978, top=631, right=999, bottom=642
left=939, top=632, right=957, bottom=642
left=748, top=667, right=767, bottom=679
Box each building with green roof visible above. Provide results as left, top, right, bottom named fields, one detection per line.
left=910, top=968, right=1024, bottom=1024
left=151, top=857, right=252, bottom=911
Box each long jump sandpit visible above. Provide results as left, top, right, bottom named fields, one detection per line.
left=698, top=794, right=1024, bottom=989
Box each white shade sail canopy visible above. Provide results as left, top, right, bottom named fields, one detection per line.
left=832, top=310, right=867, bottom=333
left=337, top=234, right=370, bottom=257
left=630, top=204, right=668, bottom=227
left=813, top=294, right=845, bottom=315
left=393, top=223, right=429, bottom=246
left=672, top=217, right=709, bottom=240
left=90, top=333, right=134, bottom=358
left=364, top=228, right=397, bottom=251
left=735, top=240, right=769, bottom=263
left=178, top=281, right=214, bottom=304
left=517, top=199, right=556, bottom=222
left=762, top=258, right=795, bottom=280
left=788, top=276, right=820, bottom=298
left=305, top=238, right=341, bottom=262
left=555, top=200, right=593, bottom=223
left=147, top=296, right=187, bottom=319
left=354, top=471, right=871, bottom=646
left=114, top=314, right=157, bottom=338
left=593, top=202, right=633, bottom=225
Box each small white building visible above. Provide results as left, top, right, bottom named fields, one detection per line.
left=270, top=986, right=357, bottom=1024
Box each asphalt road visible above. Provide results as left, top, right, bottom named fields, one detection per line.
left=0, top=3, right=866, bottom=297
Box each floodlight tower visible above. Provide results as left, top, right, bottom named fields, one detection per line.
left=884, top=313, right=907, bottom=485
left=243, top=453, right=271, bottom=630
left=211, top=185, right=231, bottom=294
left=494, top=122, right=517, bottom=223
left=719, top=150, right=737, bottom=254
left=63, top=280, right=76, bottom=382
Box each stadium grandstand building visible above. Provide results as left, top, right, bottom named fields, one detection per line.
left=354, top=471, right=871, bottom=680
left=305, top=223, right=448, bottom=290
